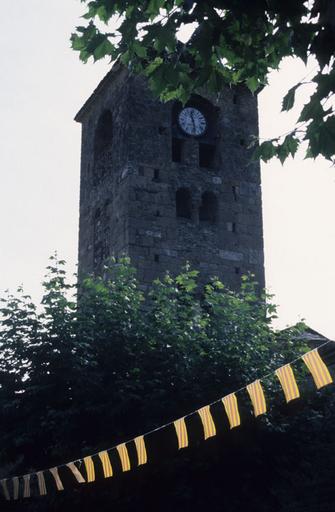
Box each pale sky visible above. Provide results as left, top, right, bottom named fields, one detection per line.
left=0, top=1, right=334, bottom=338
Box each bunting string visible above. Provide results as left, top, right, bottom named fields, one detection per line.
left=1, top=342, right=333, bottom=501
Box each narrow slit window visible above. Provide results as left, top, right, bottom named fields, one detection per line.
left=94, top=110, right=113, bottom=159
left=172, top=138, right=183, bottom=163
left=199, top=143, right=215, bottom=168
left=199, top=192, right=218, bottom=224
left=153, top=169, right=160, bottom=181
left=176, top=188, right=192, bottom=219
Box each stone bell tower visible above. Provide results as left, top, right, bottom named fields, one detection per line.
left=75, top=63, right=265, bottom=290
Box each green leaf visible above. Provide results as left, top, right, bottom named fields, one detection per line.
left=146, top=0, right=165, bottom=16
left=82, top=5, right=97, bottom=20
left=277, top=143, right=290, bottom=165
left=126, top=5, right=135, bottom=17
left=93, top=38, right=113, bottom=61
left=286, top=134, right=299, bottom=157
left=79, top=49, right=90, bottom=63
left=282, top=84, right=300, bottom=112
left=96, top=5, right=109, bottom=23
left=253, top=140, right=277, bottom=162
left=133, top=41, right=147, bottom=58
left=120, top=50, right=130, bottom=64
left=298, top=98, right=324, bottom=122
left=153, top=26, right=176, bottom=52
left=144, top=57, right=163, bottom=76
left=317, top=116, right=335, bottom=159
left=246, top=76, right=259, bottom=93
left=71, top=34, right=86, bottom=51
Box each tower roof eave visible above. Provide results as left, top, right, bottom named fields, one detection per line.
left=74, top=60, right=124, bottom=123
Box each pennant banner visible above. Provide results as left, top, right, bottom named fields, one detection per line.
left=50, top=467, right=64, bottom=491
left=99, top=450, right=113, bottom=478
left=246, top=380, right=267, bottom=417
left=1, top=343, right=333, bottom=500
left=134, top=435, right=147, bottom=465
left=37, top=471, right=47, bottom=496
left=66, top=462, right=86, bottom=483
left=1, top=479, right=10, bottom=501
left=174, top=417, right=189, bottom=449
left=302, top=349, right=333, bottom=390
left=84, top=456, right=95, bottom=483
left=13, top=476, right=19, bottom=500
left=222, top=393, right=240, bottom=429
left=198, top=405, right=216, bottom=440
left=275, top=364, right=300, bottom=403
left=23, top=474, right=31, bottom=499
left=117, top=443, right=131, bottom=472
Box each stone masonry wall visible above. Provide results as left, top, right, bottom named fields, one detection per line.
left=76, top=66, right=265, bottom=291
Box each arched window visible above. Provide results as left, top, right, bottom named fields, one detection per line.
left=94, top=110, right=113, bottom=159
left=199, top=192, right=218, bottom=224
left=176, top=188, right=192, bottom=219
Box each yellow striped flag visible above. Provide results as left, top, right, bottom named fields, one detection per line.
left=134, top=435, right=147, bottom=465
left=174, top=417, right=189, bottom=449
left=117, top=443, right=131, bottom=472
left=66, top=462, right=86, bottom=483
left=197, top=405, right=216, bottom=440
left=50, top=467, right=64, bottom=491
left=12, top=477, right=19, bottom=500
left=23, top=475, right=31, bottom=498
left=36, top=471, right=47, bottom=496
left=84, top=456, right=95, bottom=483
left=246, top=380, right=267, bottom=417
left=98, top=450, right=113, bottom=478
left=0, top=479, right=10, bottom=501
left=302, top=349, right=333, bottom=390
left=275, top=364, right=300, bottom=402
left=222, top=393, right=241, bottom=429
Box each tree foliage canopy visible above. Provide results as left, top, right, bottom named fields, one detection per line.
left=71, top=0, right=335, bottom=164
left=1, top=257, right=335, bottom=510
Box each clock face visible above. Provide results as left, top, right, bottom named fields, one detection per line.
left=178, top=107, right=207, bottom=136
